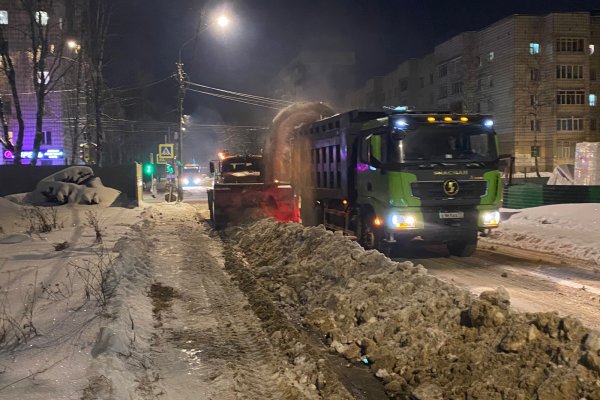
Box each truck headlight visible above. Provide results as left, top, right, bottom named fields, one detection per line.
left=390, top=213, right=416, bottom=229
left=182, top=178, right=190, bottom=185
left=193, top=178, right=201, bottom=184
left=482, top=210, right=500, bottom=227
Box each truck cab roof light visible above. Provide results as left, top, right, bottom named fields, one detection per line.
left=444, top=117, right=453, bottom=122
left=460, top=117, right=469, bottom=122
left=427, top=117, right=436, bottom=123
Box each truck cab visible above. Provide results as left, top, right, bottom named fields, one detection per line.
left=293, top=110, right=502, bottom=256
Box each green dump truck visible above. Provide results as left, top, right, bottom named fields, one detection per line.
left=291, top=109, right=502, bottom=257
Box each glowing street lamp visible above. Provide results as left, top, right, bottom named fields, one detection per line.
left=175, top=11, right=233, bottom=201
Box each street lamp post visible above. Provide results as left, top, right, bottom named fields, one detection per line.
left=175, top=13, right=231, bottom=201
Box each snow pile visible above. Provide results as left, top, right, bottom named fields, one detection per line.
left=486, top=204, right=600, bottom=264
left=235, top=220, right=600, bottom=399
left=28, top=166, right=120, bottom=205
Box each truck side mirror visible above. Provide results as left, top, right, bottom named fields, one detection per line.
left=209, top=162, right=215, bottom=174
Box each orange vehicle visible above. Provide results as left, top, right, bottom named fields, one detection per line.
left=206, top=153, right=297, bottom=229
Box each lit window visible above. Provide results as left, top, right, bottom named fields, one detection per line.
left=590, top=44, right=595, bottom=55
left=590, top=94, right=597, bottom=106
left=529, top=42, right=540, bottom=55
left=36, top=11, right=48, bottom=26
left=41, top=131, right=52, bottom=145
left=487, top=51, right=494, bottom=62
left=0, top=10, right=7, bottom=25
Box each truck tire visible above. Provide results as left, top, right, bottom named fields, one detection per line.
left=359, top=213, right=389, bottom=254
left=300, top=195, right=320, bottom=226
left=447, top=237, right=477, bottom=257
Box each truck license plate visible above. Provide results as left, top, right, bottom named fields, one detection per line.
left=439, top=211, right=464, bottom=219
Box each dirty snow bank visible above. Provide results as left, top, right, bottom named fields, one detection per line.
left=235, top=219, right=600, bottom=399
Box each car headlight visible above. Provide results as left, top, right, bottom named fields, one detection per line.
left=182, top=178, right=190, bottom=185
left=389, top=213, right=416, bottom=229
left=482, top=210, right=500, bottom=226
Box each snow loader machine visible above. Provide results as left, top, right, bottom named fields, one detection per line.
left=207, top=152, right=297, bottom=229
left=291, top=109, right=503, bottom=257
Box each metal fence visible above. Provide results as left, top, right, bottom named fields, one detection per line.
left=503, top=183, right=600, bottom=209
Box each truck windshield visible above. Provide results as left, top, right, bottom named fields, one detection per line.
left=390, top=125, right=497, bottom=164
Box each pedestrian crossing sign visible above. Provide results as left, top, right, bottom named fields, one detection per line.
left=158, top=144, right=174, bottom=159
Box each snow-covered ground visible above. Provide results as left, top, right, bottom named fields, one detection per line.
left=483, top=204, right=600, bottom=265
left=0, top=165, right=599, bottom=399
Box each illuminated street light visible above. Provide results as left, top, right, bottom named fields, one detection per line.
left=175, top=11, right=233, bottom=201
left=217, top=14, right=230, bottom=28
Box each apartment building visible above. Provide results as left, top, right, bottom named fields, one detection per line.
left=0, top=0, right=79, bottom=165
left=346, top=12, right=600, bottom=172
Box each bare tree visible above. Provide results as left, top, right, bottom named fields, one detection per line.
left=0, top=26, right=25, bottom=163
left=85, top=0, right=112, bottom=166
left=21, top=0, right=72, bottom=166
left=523, top=45, right=553, bottom=177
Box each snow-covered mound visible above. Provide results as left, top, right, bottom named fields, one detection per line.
left=0, top=197, right=24, bottom=233
left=485, top=204, right=600, bottom=264
left=28, top=166, right=120, bottom=205
left=234, top=219, right=600, bottom=399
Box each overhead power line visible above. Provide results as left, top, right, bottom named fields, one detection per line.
left=184, top=80, right=292, bottom=107
left=186, top=87, right=284, bottom=110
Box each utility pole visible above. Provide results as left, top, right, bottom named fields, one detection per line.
left=176, top=61, right=186, bottom=201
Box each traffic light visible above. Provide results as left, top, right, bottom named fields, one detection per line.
left=143, top=163, right=155, bottom=175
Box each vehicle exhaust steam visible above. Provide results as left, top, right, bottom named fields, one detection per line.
left=264, top=101, right=335, bottom=183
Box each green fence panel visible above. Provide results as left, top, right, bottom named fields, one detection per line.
left=503, top=184, right=600, bottom=209
left=503, top=183, right=543, bottom=209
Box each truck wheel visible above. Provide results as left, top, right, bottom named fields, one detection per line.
left=359, top=214, right=385, bottom=253
left=447, top=238, right=477, bottom=257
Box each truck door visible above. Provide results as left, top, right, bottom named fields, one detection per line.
left=356, top=131, right=389, bottom=206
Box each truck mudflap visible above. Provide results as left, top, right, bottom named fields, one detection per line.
left=211, top=183, right=298, bottom=226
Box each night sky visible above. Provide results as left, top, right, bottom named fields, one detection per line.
left=105, top=0, right=600, bottom=137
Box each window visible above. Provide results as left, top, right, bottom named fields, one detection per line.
left=477, top=56, right=482, bottom=67
left=530, top=119, right=541, bottom=131
left=529, top=42, right=540, bottom=55
left=556, top=38, right=584, bottom=52
left=476, top=102, right=482, bottom=113
left=439, top=63, right=448, bottom=77
left=556, top=141, right=576, bottom=159
left=530, top=95, right=538, bottom=106
left=591, top=118, right=597, bottom=131
left=556, top=90, right=585, bottom=105
left=451, top=81, right=463, bottom=95
left=590, top=44, right=595, bottom=55
left=487, top=100, right=494, bottom=112
left=557, top=117, right=584, bottom=131
left=429, top=73, right=434, bottom=84
left=556, top=65, right=584, bottom=79
left=399, top=79, right=408, bottom=92
left=590, top=94, right=597, bottom=106
left=0, top=10, right=7, bottom=25
left=439, top=84, right=448, bottom=99
left=488, top=75, right=494, bottom=88
left=530, top=68, right=540, bottom=81
left=487, top=51, right=494, bottom=62
left=419, top=77, right=424, bottom=88
left=591, top=69, right=597, bottom=81
left=477, top=78, right=482, bottom=90
left=35, top=11, right=48, bottom=26
left=41, top=131, right=52, bottom=145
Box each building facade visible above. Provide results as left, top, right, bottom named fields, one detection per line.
left=346, top=12, right=600, bottom=172
left=0, top=0, right=81, bottom=166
